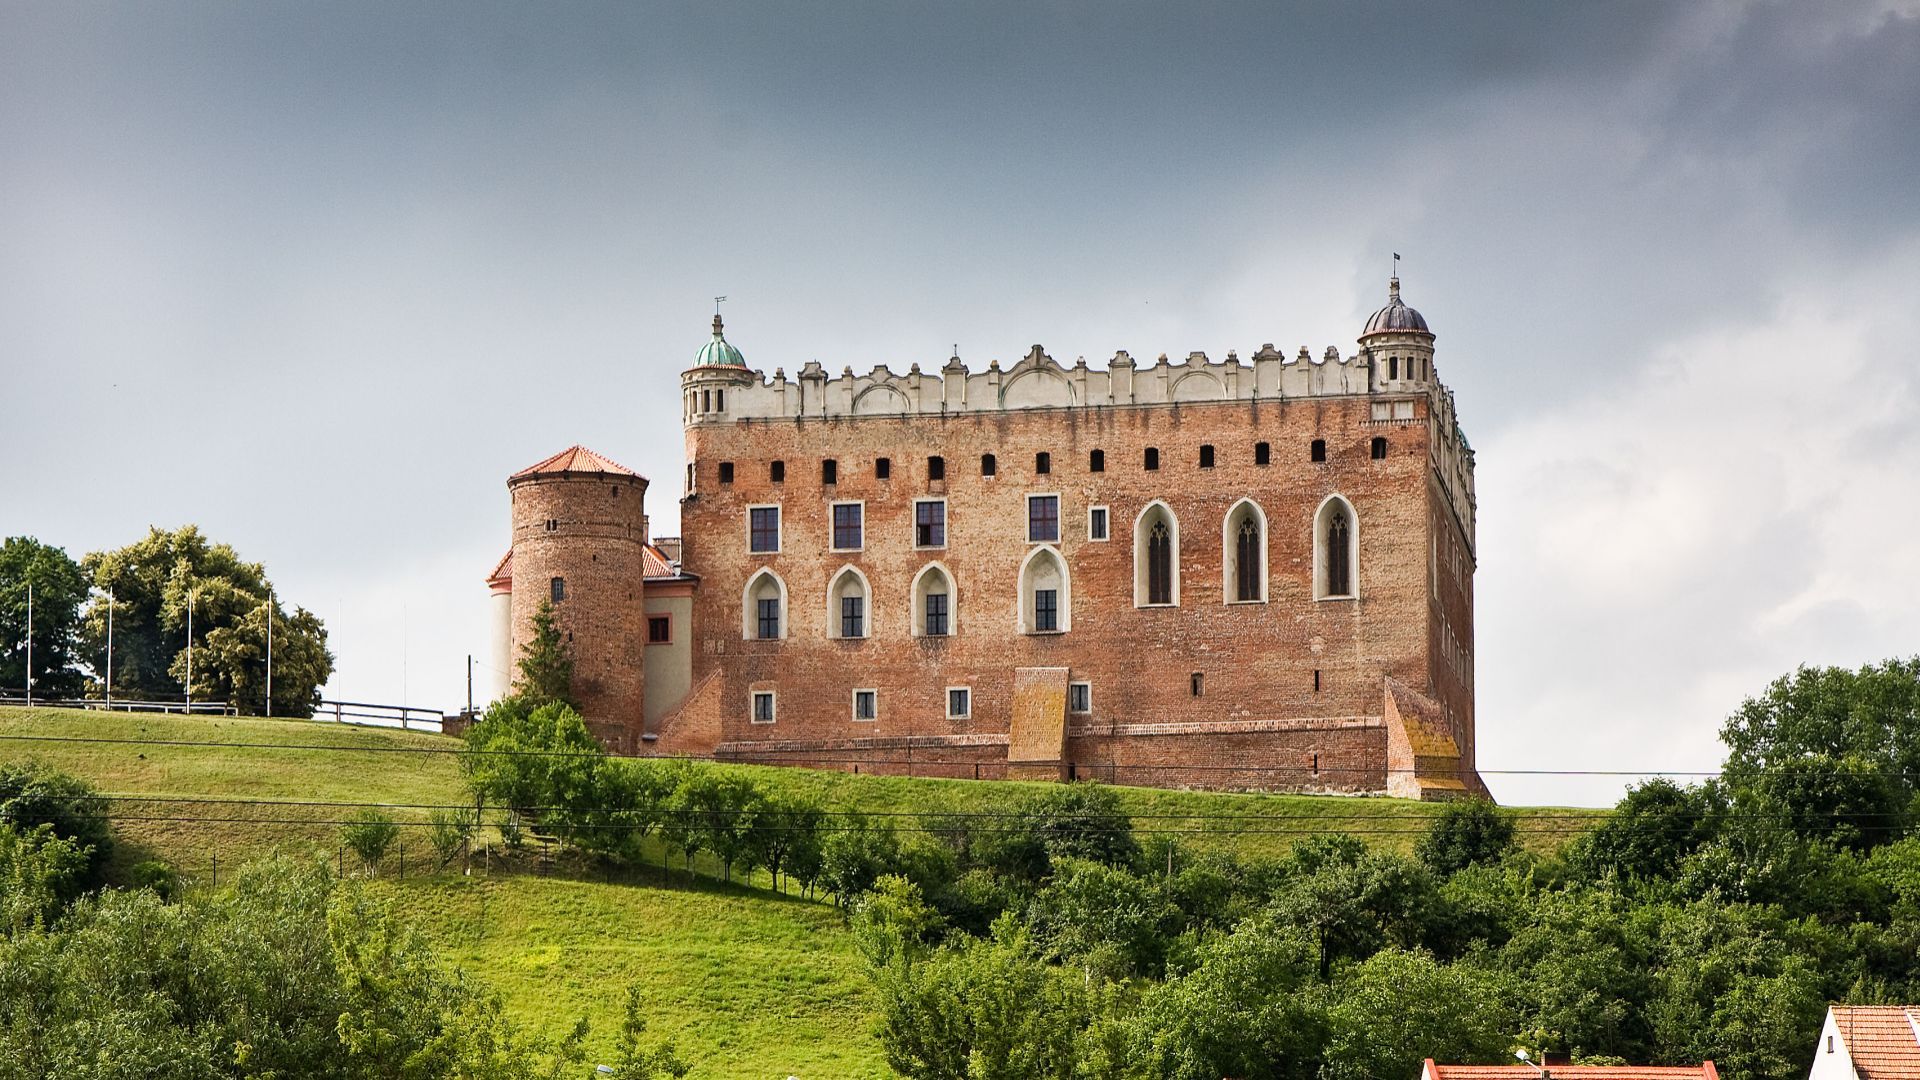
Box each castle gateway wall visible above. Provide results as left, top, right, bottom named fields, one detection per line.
left=674, top=385, right=1448, bottom=793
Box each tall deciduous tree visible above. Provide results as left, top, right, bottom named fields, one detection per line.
left=0, top=538, right=88, bottom=698
left=78, top=526, right=332, bottom=714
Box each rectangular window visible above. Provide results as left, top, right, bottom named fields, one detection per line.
left=550, top=577, right=566, bottom=602
left=1089, top=449, right=1105, bottom=472
left=1199, top=444, right=1215, bottom=468
left=1027, top=495, right=1059, bottom=543
left=1068, top=682, right=1091, bottom=713
left=853, top=689, right=877, bottom=721
left=832, top=502, right=864, bottom=550
left=749, top=507, right=780, bottom=553
left=1190, top=672, right=1204, bottom=697
left=771, top=460, right=786, bottom=483
left=947, top=687, right=971, bottom=720
left=924, top=592, right=949, bottom=636
left=1088, top=506, right=1109, bottom=541
left=981, top=453, right=997, bottom=477
left=928, top=455, right=945, bottom=481
left=719, top=461, right=735, bottom=484
left=647, top=616, right=670, bottom=643
left=840, top=595, right=865, bottom=638
left=1255, top=442, right=1271, bottom=466
left=915, top=500, right=946, bottom=548
left=1314, top=669, right=1322, bottom=692
left=822, top=459, right=838, bottom=485
left=756, top=598, right=780, bottom=640
left=875, top=457, right=892, bottom=480
left=1034, top=588, right=1059, bottom=632
left=752, top=691, right=776, bottom=724
left=1035, top=451, right=1051, bottom=475
left=1371, top=437, right=1388, bottom=460
left=1144, top=447, right=1160, bottom=471
left=1310, top=439, right=1327, bottom=463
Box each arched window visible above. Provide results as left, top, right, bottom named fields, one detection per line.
left=1133, top=501, right=1180, bottom=607
left=912, top=562, right=955, bottom=638
left=1314, top=496, right=1359, bottom=600
left=981, top=453, right=997, bottom=477
left=827, top=566, right=871, bottom=639
left=1222, top=499, right=1268, bottom=603
left=1018, top=546, right=1070, bottom=633
left=742, top=569, right=788, bottom=640
left=1089, top=449, right=1105, bottom=472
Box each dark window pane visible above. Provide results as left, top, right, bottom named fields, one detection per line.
left=550, top=577, right=566, bottom=603
left=749, top=507, right=780, bottom=552
left=855, top=691, right=876, bottom=720
left=771, top=460, right=786, bottom=482
left=1089, top=449, right=1104, bottom=472
left=1310, top=439, right=1326, bottom=463
left=1028, top=496, right=1059, bottom=542
left=875, top=457, right=892, bottom=479
left=928, top=456, right=945, bottom=481
left=916, top=501, right=946, bottom=547
left=648, top=616, right=670, bottom=643
left=1068, top=683, right=1089, bottom=712
left=925, top=592, right=948, bottom=636
left=1148, top=521, right=1172, bottom=604
left=1199, top=445, right=1215, bottom=468
left=949, top=688, right=969, bottom=717
left=757, top=597, right=781, bottom=639
left=823, top=459, right=838, bottom=484
left=1036, top=452, right=1051, bottom=475
left=1255, top=442, right=1270, bottom=466
left=754, top=693, right=774, bottom=722
left=1034, top=588, right=1058, bottom=631
left=1144, top=447, right=1159, bottom=470
left=1089, top=507, right=1108, bottom=540
left=1371, top=437, right=1387, bottom=460
left=1327, top=508, right=1352, bottom=596
left=719, top=461, right=735, bottom=483
left=1236, top=517, right=1260, bottom=601
left=981, top=454, right=996, bottom=477
left=840, top=594, right=864, bottom=638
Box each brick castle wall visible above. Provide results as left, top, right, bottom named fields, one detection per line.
left=673, top=394, right=1442, bottom=791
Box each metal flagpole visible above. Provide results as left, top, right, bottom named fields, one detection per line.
left=185, top=592, right=193, bottom=714
left=24, top=582, right=31, bottom=706
left=105, top=587, right=114, bottom=709
left=265, top=588, right=273, bottom=718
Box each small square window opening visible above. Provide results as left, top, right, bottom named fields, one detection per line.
left=947, top=687, right=971, bottom=719
left=647, top=616, right=670, bottom=643
left=853, top=689, right=877, bottom=721
left=875, top=457, right=892, bottom=480
left=752, top=691, right=776, bottom=724
left=1068, top=682, right=1091, bottom=713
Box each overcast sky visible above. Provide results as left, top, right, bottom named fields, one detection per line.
left=4, top=1, right=1917, bottom=805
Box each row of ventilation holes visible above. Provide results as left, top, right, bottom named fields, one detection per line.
left=722, top=439, right=1391, bottom=486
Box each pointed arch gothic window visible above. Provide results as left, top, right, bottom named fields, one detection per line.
left=1236, top=519, right=1260, bottom=601
left=1148, top=522, right=1172, bottom=605
left=1327, top=512, right=1350, bottom=596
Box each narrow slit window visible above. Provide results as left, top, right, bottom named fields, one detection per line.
left=928, top=455, right=945, bottom=481
left=1388, top=356, right=1399, bottom=380
left=1089, top=449, right=1105, bottom=472
left=1255, top=442, right=1270, bottom=466
left=1199, top=445, right=1215, bottom=468
left=981, top=453, right=997, bottom=477
left=822, top=459, right=838, bottom=485
left=1035, top=451, right=1051, bottom=475
left=1314, top=669, right=1322, bottom=692
left=1144, top=447, right=1160, bottom=471
left=1190, top=672, right=1203, bottom=697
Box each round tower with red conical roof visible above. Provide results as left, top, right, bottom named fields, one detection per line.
left=507, top=445, right=649, bottom=751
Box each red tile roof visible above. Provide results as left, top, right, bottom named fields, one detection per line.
left=1425, top=1064, right=1718, bottom=1080
left=510, top=445, right=639, bottom=480
left=485, top=549, right=512, bottom=586
left=643, top=544, right=676, bottom=578
left=1833, top=1006, right=1920, bottom=1080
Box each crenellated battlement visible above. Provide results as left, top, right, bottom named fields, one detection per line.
left=685, top=341, right=1426, bottom=424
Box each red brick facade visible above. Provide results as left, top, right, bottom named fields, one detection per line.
left=497, top=287, right=1483, bottom=798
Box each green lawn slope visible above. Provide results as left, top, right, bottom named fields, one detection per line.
left=0, top=703, right=1598, bottom=1076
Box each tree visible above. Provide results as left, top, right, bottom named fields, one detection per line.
left=1025, top=858, right=1179, bottom=979
left=79, top=526, right=333, bottom=714
left=1416, top=798, right=1518, bottom=876
left=0, top=537, right=89, bottom=698
left=1570, top=778, right=1723, bottom=884
left=0, top=760, right=113, bottom=890
left=513, top=599, right=575, bottom=710
left=341, top=809, right=399, bottom=876
left=1720, top=658, right=1920, bottom=849
left=1321, top=948, right=1510, bottom=1080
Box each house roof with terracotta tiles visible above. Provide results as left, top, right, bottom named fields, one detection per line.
left=1422, top=1063, right=1719, bottom=1080
left=509, top=445, right=640, bottom=481
left=486, top=549, right=513, bottom=587
left=1831, top=1006, right=1920, bottom=1080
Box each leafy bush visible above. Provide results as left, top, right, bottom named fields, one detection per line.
left=427, top=808, right=477, bottom=870
left=0, top=760, right=112, bottom=889
left=340, top=809, right=398, bottom=876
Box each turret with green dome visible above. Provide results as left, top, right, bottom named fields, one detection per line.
left=682, top=310, right=755, bottom=429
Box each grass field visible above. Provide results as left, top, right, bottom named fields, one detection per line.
left=0, top=703, right=1599, bottom=1076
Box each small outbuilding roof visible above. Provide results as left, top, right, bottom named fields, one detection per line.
left=1422, top=1063, right=1719, bottom=1080
left=1829, top=1006, right=1920, bottom=1080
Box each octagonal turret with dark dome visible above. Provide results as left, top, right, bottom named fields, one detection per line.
left=1361, top=277, right=1432, bottom=338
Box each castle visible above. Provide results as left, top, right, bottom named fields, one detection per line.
left=485, top=278, right=1484, bottom=798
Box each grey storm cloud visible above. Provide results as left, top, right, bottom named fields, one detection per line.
left=3, top=0, right=1917, bottom=804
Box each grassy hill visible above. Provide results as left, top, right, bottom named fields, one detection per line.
left=0, top=703, right=1598, bottom=1076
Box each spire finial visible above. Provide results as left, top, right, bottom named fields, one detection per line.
left=713, top=296, right=727, bottom=335
left=1390, top=253, right=1401, bottom=301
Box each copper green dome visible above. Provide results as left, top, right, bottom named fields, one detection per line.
left=694, top=313, right=747, bottom=367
